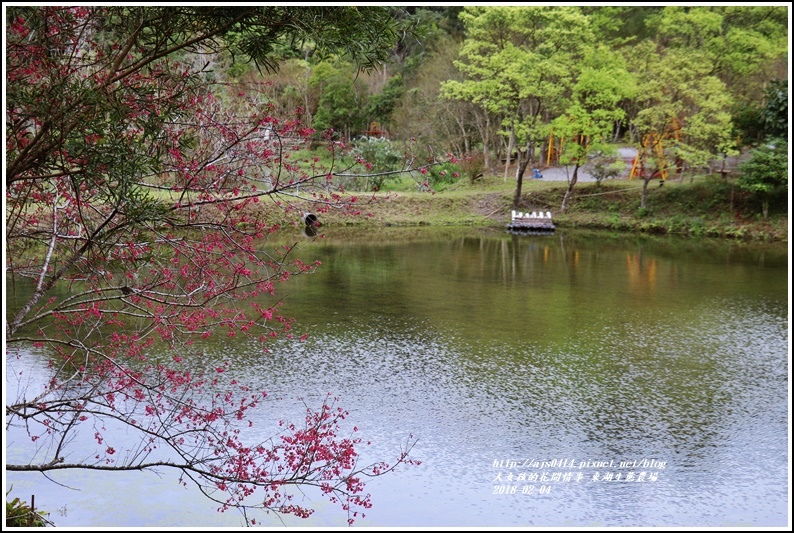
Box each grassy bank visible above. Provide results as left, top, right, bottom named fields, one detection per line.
left=305, top=173, right=788, bottom=242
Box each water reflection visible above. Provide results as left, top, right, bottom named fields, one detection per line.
left=6, top=228, right=789, bottom=527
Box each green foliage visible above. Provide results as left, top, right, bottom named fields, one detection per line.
left=606, top=212, right=623, bottom=228
left=759, top=80, right=788, bottom=139
left=689, top=217, right=706, bottom=236
left=365, top=74, right=405, bottom=126
left=735, top=138, right=788, bottom=218
left=736, top=139, right=788, bottom=194
left=213, top=6, right=403, bottom=74
left=389, top=37, right=467, bottom=152
left=387, top=7, right=449, bottom=73
left=582, top=6, right=658, bottom=45
left=426, top=161, right=461, bottom=187
left=351, top=137, right=403, bottom=173
left=458, top=153, right=485, bottom=184
left=665, top=214, right=689, bottom=234
left=586, top=153, right=626, bottom=186
left=6, top=489, right=49, bottom=527
left=731, top=103, right=765, bottom=146
left=638, top=5, right=787, bottom=154
left=348, top=136, right=404, bottom=190
left=643, top=176, right=743, bottom=220
left=703, top=7, right=788, bottom=94
left=441, top=5, right=595, bottom=149
left=308, top=61, right=341, bottom=89
left=648, top=6, right=723, bottom=49
left=551, top=46, right=633, bottom=188
left=201, top=4, right=787, bottom=176
left=731, top=79, right=788, bottom=146
left=630, top=39, right=735, bottom=172
left=311, top=72, right=368, bottom=135
left=547, top=170, right=787, bottom=239
left=226, top=60, right=252, bottom=80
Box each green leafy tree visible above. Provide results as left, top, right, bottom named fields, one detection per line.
left=440, top=5, right=593, bottom=201
left=628, top=35, right=735, bottom=208
left=690, top=6, right=787, bottom=106
left=385, top=7, right=449, bottom=70
left=758, top=79, right=788, bottom=140
left=581, top=6, right=659, bottom=46
left=643, top=6, right=788, bottom=147
left=736, top=139, right=788, bottom=219
left=218, top=5, right=403, bottom=73
left=553, top=46, right=634, bottom=212
left=731, top=79, right=788, bottom=147
left=309, top=60, right=371, bottom=140
left=390, top=38, right=479, bottom=156
left=365, top=74, right=405, bottom=128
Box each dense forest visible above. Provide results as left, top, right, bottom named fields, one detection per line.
left=210, top=5, right=788, bottom=214
left=223, top=6, right=787, bottom=166
left=8, top=6, right=789, bottom=211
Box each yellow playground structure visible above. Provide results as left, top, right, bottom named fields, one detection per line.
left=542, top=117, right=684, bottom=181
left=629, top=118, right=682, bottom=181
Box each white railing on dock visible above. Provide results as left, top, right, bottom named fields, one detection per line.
left=512, top=210, right=553, bottom=221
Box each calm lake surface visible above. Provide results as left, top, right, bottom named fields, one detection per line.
left=5, top=227, right=790, bottom=527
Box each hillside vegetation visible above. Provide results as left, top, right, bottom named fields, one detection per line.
left=295, top=172, right=788, bottom=242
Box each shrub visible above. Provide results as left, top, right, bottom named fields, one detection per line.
left=6, top=489, right=49, bottom=527
left=585, top=153, right=626, bottom=186
left=426, top=161, right=461, bottom=187
left=736, top=138, right=788, bottom=218
left=458, top=152, right=485, bottom=184
left=689, top=217, right=705, bottom=236
left=666, top=214, right=688, bottom=234
left=349, top=136, right=404, bottom=190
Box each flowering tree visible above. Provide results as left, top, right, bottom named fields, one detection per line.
left=5, top=6, right=419, bottom=525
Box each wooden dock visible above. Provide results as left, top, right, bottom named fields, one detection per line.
left=506, top=210, right=555, bottom=235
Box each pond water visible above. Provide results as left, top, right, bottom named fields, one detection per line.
left=5, top=227, right=790, bottom=527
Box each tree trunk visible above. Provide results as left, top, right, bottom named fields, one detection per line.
left=452, top=112, right=469, bottom=155
left=303, top=50, right=312, bottom=126
left=512, top=151, right=531, bottom=209
left=460, top=120, right=470, bottom=154
left=560, top=164, right=580, bottom=213
left=641, top=178, right=649, bottom=209
left=475, top=110, right=493, bottom=172
left=503, top=125, right=515, bottom=182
